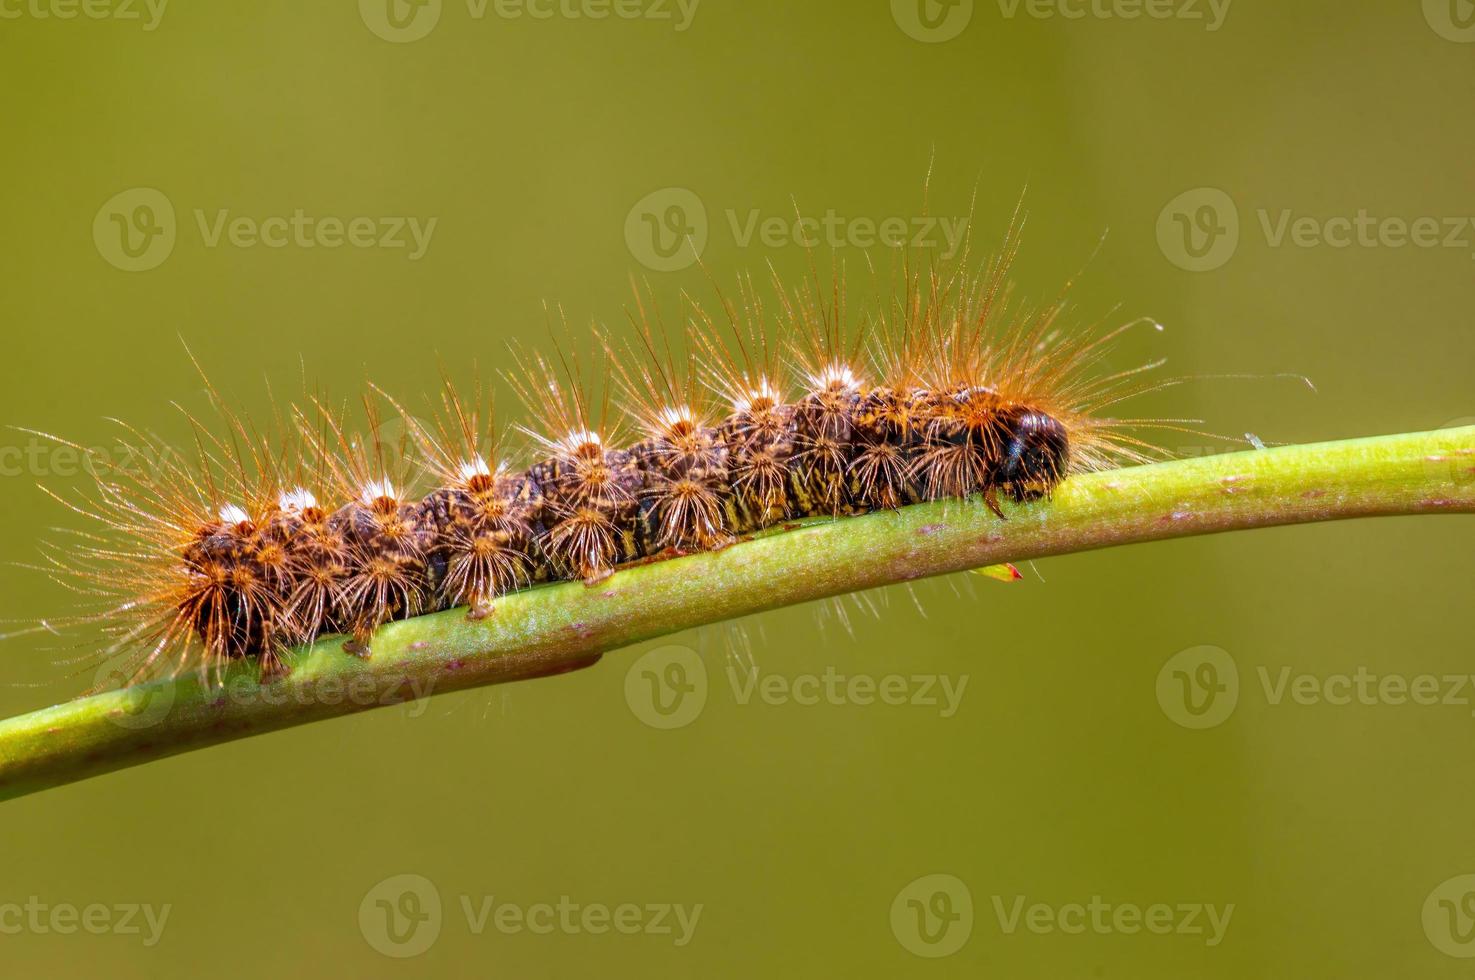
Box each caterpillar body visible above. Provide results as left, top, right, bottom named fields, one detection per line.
left=30, top=238, right=1169, bottom=683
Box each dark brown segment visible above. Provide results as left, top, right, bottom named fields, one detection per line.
left=527, top=444, right=643, bottom=581
left=329, top=495, right=439, bottom=645
left=788, top=384, right=863, bottom=518
left=847, top=386, right=925, bottom=511
left=418, top=469, right=543, bottom=613
left=628, top=423, right=732, bottom=556
left=181, top=519, right=272, bottom=660
left=910, top=385, right=1013, bottom=502
left=719, top=400, right=796, bottom=532
left=278, top=504, right=349, bottom=644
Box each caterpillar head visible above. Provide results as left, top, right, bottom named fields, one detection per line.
left=997, top=409, right=1070, bottom=498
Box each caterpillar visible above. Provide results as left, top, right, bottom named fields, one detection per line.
left=25, top=227, right=1174, bottom=686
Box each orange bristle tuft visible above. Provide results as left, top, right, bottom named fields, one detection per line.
left=507, top=333, right=641, bottom=582
left=391, top=377, right=541, bottom=620
left=611, top=286, right=733, bottom=554
left=693, top=273, right=797, bottom=532
left=775, top=261, right=869, bottom=518
left=297, top=394, right=436, bottom=655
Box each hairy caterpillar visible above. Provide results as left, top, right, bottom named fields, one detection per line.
left=23, top=225, right=1176, bottom=686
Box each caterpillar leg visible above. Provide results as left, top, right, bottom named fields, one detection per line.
left=582, top=566, right=617, bottom=586
left=983, top=487, right=1007, bottom=520
left=257, top=648, right=291, bottom=681
left=701, top=532, right=738, bottom=553
left=1008, top=483, right=1049, bottom=505
left=342, top=635, right=372, bottom=658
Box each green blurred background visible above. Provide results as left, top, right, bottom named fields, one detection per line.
left=1, top=1, right=1472, bottom=976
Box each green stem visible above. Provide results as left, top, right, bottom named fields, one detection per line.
left=1, top=427, right=1471, bottom=802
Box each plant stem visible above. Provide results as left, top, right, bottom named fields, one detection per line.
left=1, top=426, right=1471, bottom=802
